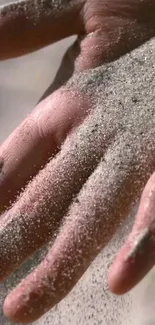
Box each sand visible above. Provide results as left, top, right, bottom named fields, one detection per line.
left=0, top=0, right=155, bottom=317
left=0, top=35, right=155, bottom=324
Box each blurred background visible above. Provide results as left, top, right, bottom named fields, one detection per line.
left=0, top=1, right=154, bottom=323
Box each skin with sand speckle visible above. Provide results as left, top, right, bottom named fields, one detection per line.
left=1, top=0, right=155, bottom=323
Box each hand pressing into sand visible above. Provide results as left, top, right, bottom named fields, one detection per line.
left=0, top=0, right=155, bottom=323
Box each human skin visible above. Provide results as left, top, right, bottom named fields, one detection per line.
left=0, top=0, right=155, bottom=323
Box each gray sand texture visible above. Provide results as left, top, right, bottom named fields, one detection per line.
left=0, top=3, right=155, bottom=323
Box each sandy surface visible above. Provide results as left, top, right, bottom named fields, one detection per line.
left=0, top=1, right=155, bottom=323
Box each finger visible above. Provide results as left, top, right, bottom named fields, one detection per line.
left=108, top=171, right=155, bottom=295
left=0, top=0, right=83, bottom=59
left=0, top=108, right=114, bottom=281
left=0, top=89, right=88, bottom=212
left=3, top=138, right=150, bottom=324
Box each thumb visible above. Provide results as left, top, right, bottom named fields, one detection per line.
left=108, top=172, right=155, bottom=295
left=0, top=0, right=84, bottom=59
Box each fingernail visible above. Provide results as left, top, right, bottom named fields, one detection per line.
left=125, top=228, right=150, bottom=261
left=0, top=159, right=4, bottom=173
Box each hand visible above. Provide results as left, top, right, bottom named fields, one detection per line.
left=0, top=0, right=155, bottom=323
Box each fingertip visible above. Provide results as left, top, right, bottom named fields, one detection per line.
left=108, top=173, right=155, bottom=296
left=3, top=293, right=23, bottom=324
left=4, top=290, right=35, bottom=325
left=108, top=227, right=154, bottom=296
left=108, top=255, right=131, bottom=295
